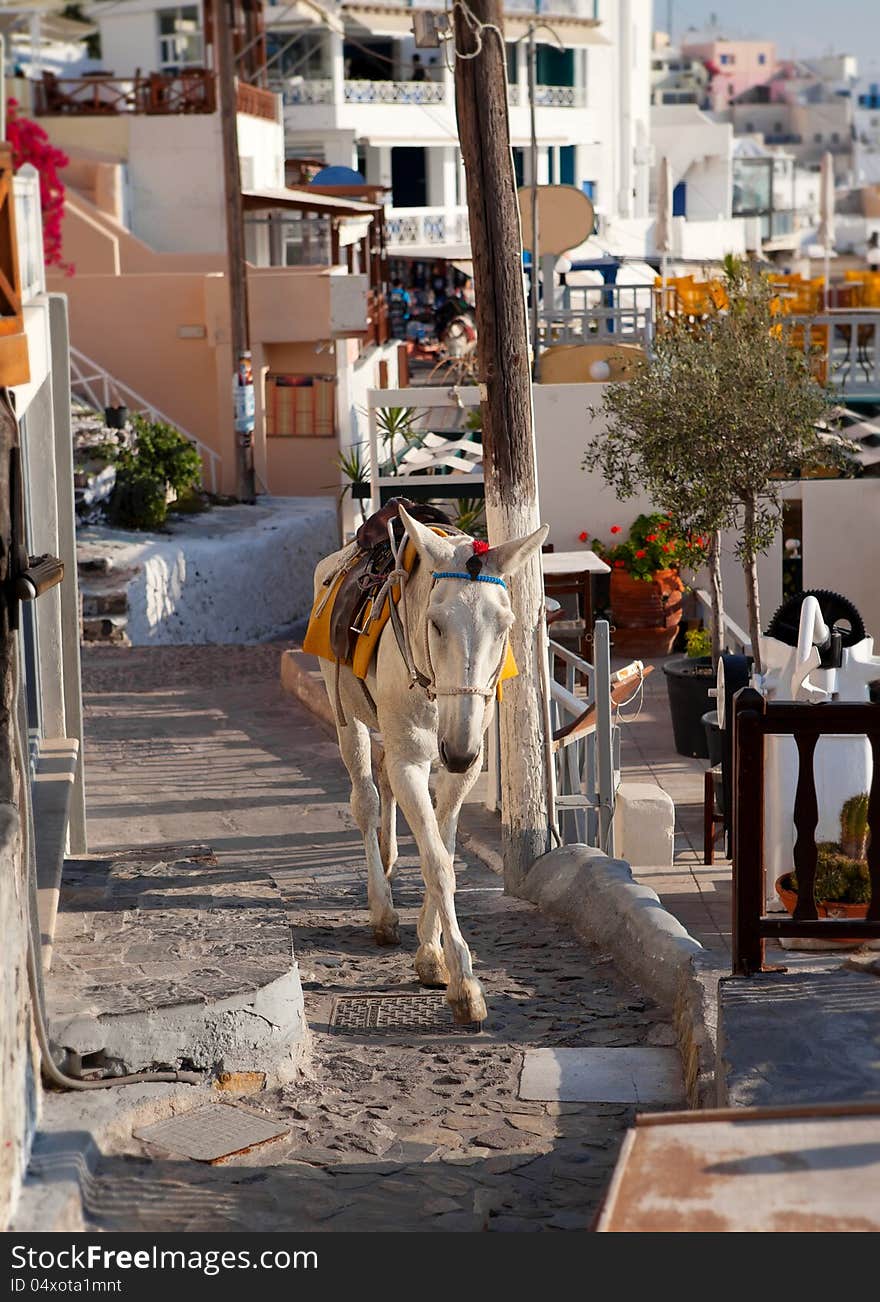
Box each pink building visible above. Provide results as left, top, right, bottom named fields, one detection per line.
left=682, top=37, right=776, bottom=112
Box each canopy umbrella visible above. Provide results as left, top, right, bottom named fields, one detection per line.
left=817, top=151, right=835, bottom=309
left=655, top=157, right=673, bottom=302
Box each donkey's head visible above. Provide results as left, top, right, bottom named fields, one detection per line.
left=400, top=508, right=548, bottom=773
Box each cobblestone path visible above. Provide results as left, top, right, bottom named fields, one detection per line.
left=78, top=645, right=673, bottom=1232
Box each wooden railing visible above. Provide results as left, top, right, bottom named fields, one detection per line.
left=34, top=70, right=216, bottom=116
left=365, top=287, right=390, bottom=347
left=235, top=81, right=279, bottom=122
left=732, top=687, right=880, bottom=974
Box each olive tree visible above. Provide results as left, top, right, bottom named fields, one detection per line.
left=584, top=258, right=852, bottom=672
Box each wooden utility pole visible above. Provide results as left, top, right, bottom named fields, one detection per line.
left=215, top=0, right=256, bottom=503
left=453, top=0, right=550, bottom=892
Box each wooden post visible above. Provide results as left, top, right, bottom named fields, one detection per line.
left=454, top=0, right=549, bottom=891
left=215, top=0, right=256, bottom=503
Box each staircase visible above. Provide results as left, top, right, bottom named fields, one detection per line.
left=69, top=346, right=222, bottom=494
left=77, top=552, right=136, bottom=646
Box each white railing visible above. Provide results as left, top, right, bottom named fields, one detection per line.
left=788, top=312, right=880, bottom=397
left=534, top=85, right=586, bottom=108
left=508, top=84, right=521, bottom=106
left=386, top=206, right=470, bottom=249
left=344, top=79, right=446, bottom=105
left=14, top=165, right=45, bottom=303
left=504, top=0, right=596, bottom=13
left=283, top=77, right=333, bottom=105
left=539, top=305, right=654, bottom=347
left=547, top=622, right=618, bottom=851
left=69, top=346, right=221, bottom=494
left=694, top=590, right=751, bottom=654
left=366, top=384, right=482, bottom=510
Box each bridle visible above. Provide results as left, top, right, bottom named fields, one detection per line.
left=377, top=522, right=511, bottom=704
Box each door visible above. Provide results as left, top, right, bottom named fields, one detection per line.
left=391, top=147, right=428, bottom=208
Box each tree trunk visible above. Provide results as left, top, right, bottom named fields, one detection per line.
left=454, top=1, right=549, bottom=893
left=743, top=496, right=763, bottom=675
left=708, top=529, right=725, bottom=669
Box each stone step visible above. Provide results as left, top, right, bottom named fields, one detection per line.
left=81, top=615, right=130, bottom=646
left=81, top=589, right=128, bottom=617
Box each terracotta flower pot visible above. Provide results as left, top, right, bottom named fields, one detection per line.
left=775, top=872, right=869, bottom=941
left=610, top=568, right=684, bottom=658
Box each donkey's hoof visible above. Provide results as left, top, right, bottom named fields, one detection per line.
left=415, top=947, right=449, bottom=988
left=447, top=978, right=487, bottom=1025
left=372, top=918, right=400, bottom=947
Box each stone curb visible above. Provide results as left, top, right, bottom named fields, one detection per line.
left=280, top=647, right=720, bottom=1108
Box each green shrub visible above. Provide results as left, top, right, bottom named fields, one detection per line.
left=107, top=416, right=202, bottom=531
left=107, top=465, right=168, bottom=531
left=685, top=627, right=712, bottom=659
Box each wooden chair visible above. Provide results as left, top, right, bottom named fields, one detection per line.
left=704, top=766, right=725, bottom=864
left=543, top=567, right=595, bottom=661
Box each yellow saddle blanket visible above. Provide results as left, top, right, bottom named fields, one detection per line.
left=303, top=539, right=518, bottom=700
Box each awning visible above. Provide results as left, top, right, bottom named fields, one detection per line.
left=241, top=186, right=380, bottom=217
left=341, top=3, right=609, bottom=45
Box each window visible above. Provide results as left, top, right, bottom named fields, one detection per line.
left=831, top=132, right=840, bottom=142
left=814, top=132, right=823, bottom=142
left=672, top=181, right=687, bottom=217
left=758, top=53, right=767, bottom=65
left=560, top=144, right=575, bottom=186
left=266, top=375, right=336, bottom=438
left=720, top=53, right=735, bottom=66
left=157, top=6, right=203, bottom=70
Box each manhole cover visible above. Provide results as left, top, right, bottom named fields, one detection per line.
left=330, top=993, right=480, bottom=1035
left=134, top=1103, right=289, bottom=1163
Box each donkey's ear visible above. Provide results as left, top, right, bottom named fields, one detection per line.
left=400, top=506, right=456, bottom=570
left=484, top=524, right=550, bottom=577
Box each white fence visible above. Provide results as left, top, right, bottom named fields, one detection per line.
left=69, top=346, right=222, bottom=494
left=386, top=207, right=470, bottom=249
left=366, top=384, right=482, bottom=510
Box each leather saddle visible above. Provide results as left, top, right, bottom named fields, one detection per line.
left=328, top=498, right=454, bottom=665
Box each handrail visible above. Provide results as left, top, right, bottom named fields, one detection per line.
left=694, top=589, right=751, bottom=653
left=732, top=687, right=880, bottom=974
left=69, top=346, right=221, bottom=494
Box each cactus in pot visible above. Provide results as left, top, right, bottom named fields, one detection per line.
left=839, top=792, right=869, bottom=861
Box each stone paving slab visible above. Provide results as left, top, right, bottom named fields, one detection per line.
left=47, top=841, right=306, bottom=1080
left=519, top=1048, right=685, bottom=1106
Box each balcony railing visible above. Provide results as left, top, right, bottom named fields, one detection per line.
left=283, top=77, right=333, bottom=106
left=534, top=84, right=586, bottom=107
left=236, top=81, right=280, bottom=123
left=244, top=214, right=332, bottom=267
left=14, top=166, right=45, bottom=304
left=386, top=207, right=470, bottom=249
left=33, top=69, right=216, bottom=115
left=345, top=79, right=446, bottom=105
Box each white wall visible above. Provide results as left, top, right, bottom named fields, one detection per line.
left=533, top=381, right=783, bottom=639
left=801, top=479, right=880, bottom=638
left=236, top=111, right=284, bottom=191
left=96, top=7, right=160, bottom=77
left=127, top=114, right=226, bottom=252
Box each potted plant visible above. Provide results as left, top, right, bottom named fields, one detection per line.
left=591, top=512, right=699, bottom=658
left=104, top=404, right=128, bottom=430
left=584, top=256, right=851, bottom=678
left=662, top=627, right=717, bottom=760
left=776, top=793, right=872, bottom=934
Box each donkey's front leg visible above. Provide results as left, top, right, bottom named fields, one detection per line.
left=387, top=757, right=486, bottom=1023
left=337, top=718, right=399, bottom=946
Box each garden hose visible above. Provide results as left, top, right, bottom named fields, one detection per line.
left=14, top=645, right=201, bottom=1092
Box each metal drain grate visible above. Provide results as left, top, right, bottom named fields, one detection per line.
left=133, top=1104, right=289, bottom=1163
left=330, top=993, right=481, bottom=1035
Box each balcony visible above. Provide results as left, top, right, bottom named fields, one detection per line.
left=285, top=78, right=582, bottom=110
left=33, top=69, right=216, bottom=115
left=386, top=207, right=470, bottom=252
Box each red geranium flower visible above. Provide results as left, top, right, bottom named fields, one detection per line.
left=613, top=559, right=625, bottom=568
left=658, top=522, right=668, bottom=531
left=635, top=549, right=647, bottom=559
left=646, top=533, right=658, bottom=542
left=610, top=525, right=622, bottom=535
left=662, top=543, right=672, bottom=552
left=578, top=530, right=589, bottom=542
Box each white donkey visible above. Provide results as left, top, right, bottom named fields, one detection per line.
left=313, top=506, right=547, bottom=1024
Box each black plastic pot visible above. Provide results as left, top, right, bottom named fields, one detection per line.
left=663, top=655, right=715, bottom=758
left=702, top=709, right=722, bottom=768
left=104, top=405, right=128, bottom=429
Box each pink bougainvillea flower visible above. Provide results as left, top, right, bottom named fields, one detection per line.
left=610, top=525, right=622, bottom=534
